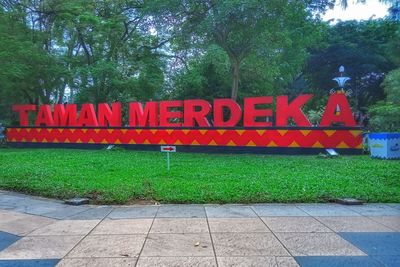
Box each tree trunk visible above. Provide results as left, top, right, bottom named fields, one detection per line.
left=57, top=83, right=66, bottom=104
left=230, top=59, right=240, bottom=100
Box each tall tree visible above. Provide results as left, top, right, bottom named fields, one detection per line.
left=0, top=0, right=168, bottom=107
left=305, top=19, right=399, bottom=109
left=338, top=0, right=396, bottom=8
left=0, top=9, right=66, bottom=124
left=154, top=0, right=331, bottom=100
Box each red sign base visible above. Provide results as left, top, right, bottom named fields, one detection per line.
left=6, top=127, right=363, bottom=154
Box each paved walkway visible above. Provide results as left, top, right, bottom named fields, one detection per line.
left=0, top=191, right=399, bottom=267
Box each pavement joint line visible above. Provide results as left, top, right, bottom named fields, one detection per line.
left=61, top=206, right=115, bottom=260
left=88, top=233, right=169, bottom=235
left=343, top=205, right=368, bottom=216
left=273, top=256, right=279, bottom=267
left=64, top=257, right=139, bottom=260
left=311, top=211, right=398, bottom=233
left=135, top=255, right=216, bottom=257
left=306, top=214, right=384, bottom=256
left=38, top=214, right=64, bottom=220
left=19, top=213, right=60, bottom=237
left=205, top=206, right=219, bottom=267
left=295, top=204, right=320, bottom=217
left=26, top=234, right=91, bottom=237
left=349, top=204, right=400, bottom=216
left=249, top=206, right=294, bottom=258
left=68, top=206, right=114, bottom=220
left=309, top=214, right=342, bottom=234
left=292, top=204, right=308, bottom=215
left=0, top=191, right=64, bottom=204
left=134, top=205, right=159, bottom=267
left=44, top=206, right=93, bottom=220
left=3, top=201, right=91, bottom=220
left=367, top=216, right=400, bottom=232
left=296, top=203, right=365, bottom=217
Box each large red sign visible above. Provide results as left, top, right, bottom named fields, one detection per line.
left=7, top=93, right=362, bottom=153
left=11, top=94, right=356, bottom=128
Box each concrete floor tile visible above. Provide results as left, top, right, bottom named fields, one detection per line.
left=150, top=218, right=208, bottom=233
left=137, top=257, right=216, bottom=267
left=42, top=206, right=91, bottom=220
left=0, top=204, right=16, bottom=210
left=0, top=191, right=59, bottom=203
left=66, top=206, right=113, bottom=220
left=347, top=204, right=400, bottom=216
left=0, top=197, right=46, bottom=211
left=217, top=256, right=277, bottom=267
left=91, top=219, right=152, bottom=235
left=317, top=216, right=395, bottom=232
left=261, top=217, right=330, bottom=233
left=67, top=235, right=146, bottom=258
left=208, top=218, right=269, bottom=233
left=385, top=204, right=400, bottom=210
left=108, top=207, right=158, bottom=219
left=296, top=204, right=361, bottom=217
left=57, top=257, right=137, bottom=267
left=0, top=259, right=60, bottom=267
left=276, top=232, right=366, bottom=256
left=0, top=192, right=27, bottom=199
left=339, top=232, right=400, bottom=256
left=28, top=220, right=99, bottom=236
left=156, top=205, right=206, bottom=218
left=368, top=216, right=400, bottom=231
left=142, top=233, right=213, bottom=256
left=0, top=210, right=27, bottom=224
left=0, top=235, right=83, bottom=259
left=0, top=231, right=20, bottom=251
left=0, top=211, right=56, bottom=236
left=276, top=257, right=300, bottom=267
left=372, top=255, right=400, bottom=267
left=13, top=201, right=65, bottom=216
left=205, top=206, right=256, bottom=218
left=295, top=256, right=382, bottom=267
left=252, top=205, right=308, bottom=217
left=212, top=233, right=290, bottom=256
left=217, top=257, right=299, bottom=267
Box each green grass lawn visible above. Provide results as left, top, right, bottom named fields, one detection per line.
left=0, top=148, right=399, bottom=204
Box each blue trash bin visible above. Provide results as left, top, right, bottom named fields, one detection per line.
left=368, top=132, right=400, bottom=159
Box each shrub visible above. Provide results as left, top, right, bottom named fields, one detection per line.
left=368, top=102, right=400, bottom=132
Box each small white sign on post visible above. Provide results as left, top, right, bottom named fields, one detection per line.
left=160, top=146, right=176, bottom=170
left=161, top=146, right=176, bottom=153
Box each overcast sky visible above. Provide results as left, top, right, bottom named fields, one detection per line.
left=323, top=0, right=390, bottom=22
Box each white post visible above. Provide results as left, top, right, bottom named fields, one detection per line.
left=167, top=152, right=170, bottom=170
